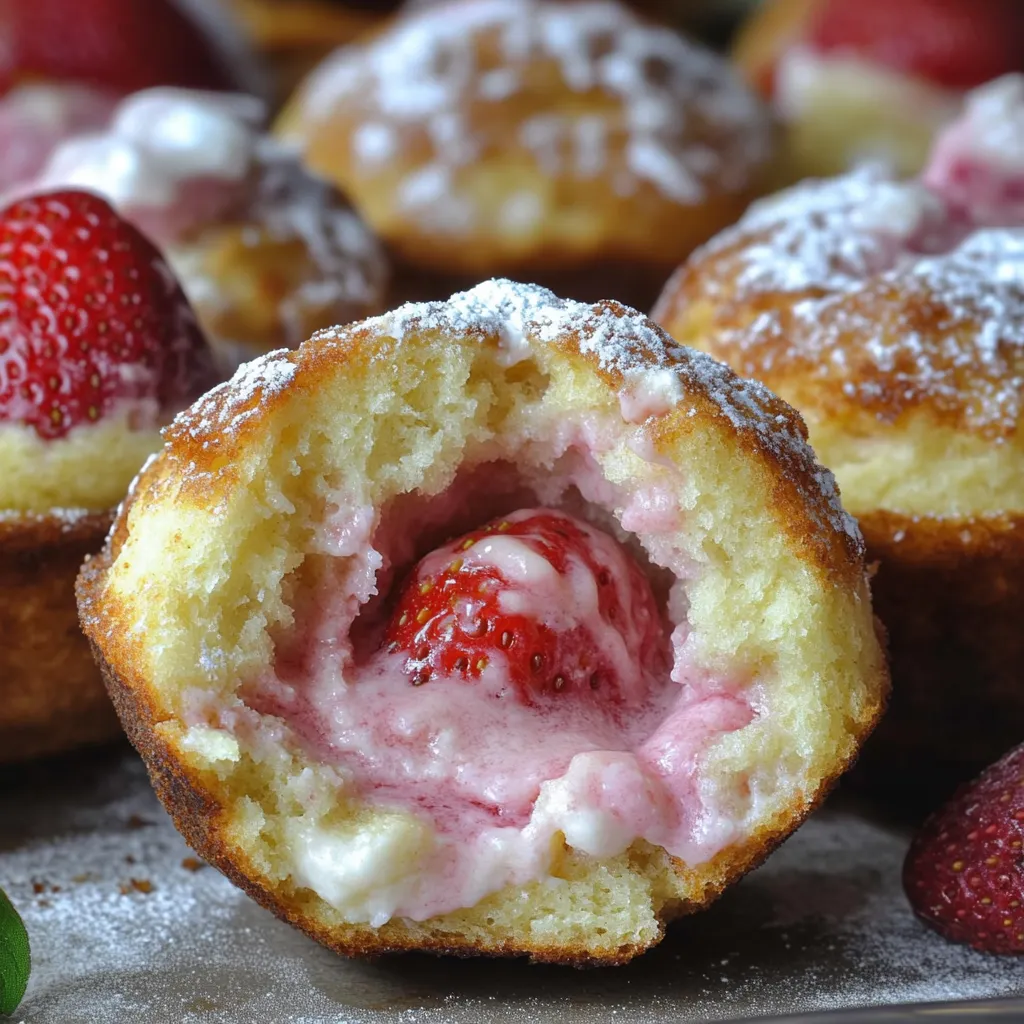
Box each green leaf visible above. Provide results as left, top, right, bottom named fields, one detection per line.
left=0, top=889, right=30, bottom=1016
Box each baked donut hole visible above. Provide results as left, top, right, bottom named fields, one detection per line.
left=276, top=0, right=777, bottom=311
left=79, top=281, right=885, bottom=963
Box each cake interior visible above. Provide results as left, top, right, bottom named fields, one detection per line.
left=106, top=322, right=881, bottom=954
left=200, top=446, right=762, bottom=925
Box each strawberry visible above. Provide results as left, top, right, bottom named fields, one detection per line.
left=0, top=190, right=217, bottom=440
left=903, top=742, right=1024, bottom=954
left=809, top=0, right=1024, bottom=91
left=0, top=0, right=236, bottom=97
left=384, top=508, right=667, bottom=706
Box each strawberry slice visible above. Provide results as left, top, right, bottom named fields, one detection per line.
left=0, top=0, right=237, bottom=97
left=808, top=0, right=1024, bottom=91
left=903, top=742, right=1024, bottom=953
left=384, top=508, right=668, bottom=706
left=0, top=190, right=217, bottom=440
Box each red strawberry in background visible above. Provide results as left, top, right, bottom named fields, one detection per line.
left=809, top=0, right=1024, bottom=91
left=904, top=742, right=1024, bottom=954
left=0, top=190, right=218, bottom=440
left=385, top=508, right=668, bottom=707
left=0, top=0, right=240, bottom=97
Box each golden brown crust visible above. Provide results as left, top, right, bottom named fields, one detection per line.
left=81, top=544, right=880, bottom=963
left=0, top=511, right=119, bottom=761
left=154, top=288, right=863, bottom=588
left=276, top=0, right=775, bottom=289
left=654, top=176, right=1024, bottom=440
left=853, top=512, right=1024, bottom=794
left=77, top=281, right=884, bottom=962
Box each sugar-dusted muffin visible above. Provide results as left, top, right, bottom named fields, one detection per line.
left=733, top=0, right=1024, bottom=182
left=79, top=279, right=886, bottom=963
left=28, top=88, right=389, bottom=365
left=276, top=0, right=776, bottom=310
left=654, top=74, right=1024, bottom=791
left=0, top=189, right=219, bottom=761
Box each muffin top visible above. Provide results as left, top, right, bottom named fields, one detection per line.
left=655, top=75, right=1024, bottom=516
left=277, top=0, right=774, bottom=274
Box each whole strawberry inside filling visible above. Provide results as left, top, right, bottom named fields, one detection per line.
left=235, top=460, right=757, bottom=925
left=385, top=509, right=668, bottom=707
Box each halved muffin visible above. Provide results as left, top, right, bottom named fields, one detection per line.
left=79, top=280, right=886, bottom=962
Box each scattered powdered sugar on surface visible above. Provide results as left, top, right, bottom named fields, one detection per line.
left=8, top=748, right=1023, bottom=1023
left=295, top=0, right=770, bottom=233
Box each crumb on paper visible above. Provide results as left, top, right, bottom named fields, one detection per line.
left=119, top=879, right=154, bottom=895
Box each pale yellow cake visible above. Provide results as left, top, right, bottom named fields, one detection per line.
left=79, top=280, right=886, bottom=963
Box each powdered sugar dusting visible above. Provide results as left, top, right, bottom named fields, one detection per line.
left=665, top=81, right=1024, bottom=436
left=11, top=750, right=1024, bottom=1022
left=696, top=165, right=951, bottom=301
left=317, top=279, right=860, bottom=549
left=292, top=0, right=770, bottom=233
left=170, top=350, right=297, bottom=450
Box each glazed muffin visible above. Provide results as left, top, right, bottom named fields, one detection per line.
left=0, top=189, right=218, bottom=761
left=79, top=279, right=886, bottom=963
left=31, top=88, right=389, bottom=364
left=276, top=0, right=776, bottom=310
left=733, top=0, right=1024, bottom=182
left=654, top=75, right=1024, bottom=790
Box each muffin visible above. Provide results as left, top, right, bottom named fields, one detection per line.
left=79, top=279, right=886, bottom=963
left=733, top=0, right=1024, bottom=181
left=0, top=189, right=218, bottom=760
left=276, top=0, right=776, bottom=310
left=654, top=75, right=1024, bottom=790
left=32, top=88, right=389, bottom=364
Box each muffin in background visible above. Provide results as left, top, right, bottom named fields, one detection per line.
left=277, top=0, right=777, bottom=310
left=0, top=189, right=219, bottom=761
left=654, top=75, right=1024, bottom=794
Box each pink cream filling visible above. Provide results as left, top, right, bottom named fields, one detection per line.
left=210, top=442, right=757, bottom=923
